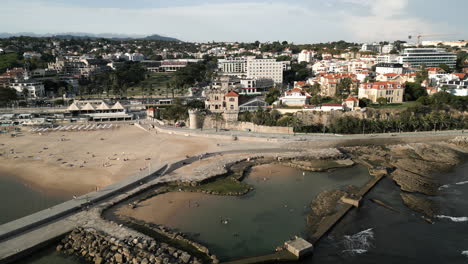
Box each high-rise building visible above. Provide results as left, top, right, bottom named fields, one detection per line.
left=246, top=58, right=285, bottom=84
left=397, top=48, right=457, bottom=69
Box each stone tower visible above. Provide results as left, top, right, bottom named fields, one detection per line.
left=188, top=109, right=200, bottom=130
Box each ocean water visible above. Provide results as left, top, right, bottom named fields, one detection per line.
left=6, top=162, right=468, bottom=264
left=306, top=161, right=468, bottom=264
left=0, top=175, right=70, bottom=225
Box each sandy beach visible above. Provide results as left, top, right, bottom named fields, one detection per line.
left=0, top=124, right=232, bottom=196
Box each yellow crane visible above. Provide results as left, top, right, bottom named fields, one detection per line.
left=408, top=33, right=456, bottom=47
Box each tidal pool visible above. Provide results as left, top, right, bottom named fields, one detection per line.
left=117, top=163, right=371, bottom=260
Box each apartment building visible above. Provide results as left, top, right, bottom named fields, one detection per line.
left=246, top=58, right=284, bottom=84
left=218, top=58, right=247, bottom=75
left=397, top=48, right=457, bottom=69
left=358, top=82, right=405, bottom=103
left=298, top=50, right=316, bottom=63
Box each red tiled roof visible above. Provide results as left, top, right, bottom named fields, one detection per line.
left=383, top=73, right=398, bottom=77
left=225, top=91, right=239, bottom=97
left=344, top=96, right=359, bottom=102
left=452, top=73, right=467, bottom=79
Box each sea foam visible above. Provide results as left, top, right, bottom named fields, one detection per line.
left=435, top=215, right=468, bottom=222
left=342, top=228, right=374, bottom=255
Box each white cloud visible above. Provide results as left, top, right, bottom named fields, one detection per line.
left=0, top=0, right=435, bottom=43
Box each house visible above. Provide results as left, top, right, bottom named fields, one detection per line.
left=437, top=80, right=468, bottom=96
left=279, top=88, right=311, bottom=106
left=10, top=80, right=45, bottom=99
left=427, top=67, right=446, bottom=75
left=317, top=73, right=358, bottom=97
left=358, top=82, right=405, bottom=103
left=343, top=95, right=359, bottom=111
left=376, top=73, right=416, bottom=83
left=375, top=63, right=404, bottom=75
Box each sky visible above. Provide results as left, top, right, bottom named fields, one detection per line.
left=2, top=0, right=467, bottom=43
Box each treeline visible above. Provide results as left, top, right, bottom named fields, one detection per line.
left=298, top=106, right=467, bottom=134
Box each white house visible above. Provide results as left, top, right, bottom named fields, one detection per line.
left=279, top=88, right=311, bottom=106
left=10, top=80, right=45, bottom=98
left=438, top=80, right=468, bottom=96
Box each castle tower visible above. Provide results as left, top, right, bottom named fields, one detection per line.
left=188, top=109, right=200, bottom=130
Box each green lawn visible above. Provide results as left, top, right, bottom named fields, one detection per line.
left=369, top=101, right=420, bottom=109
left=178, top=177, right=252, bottom=195
left=126, top=72, right=186, bottom=97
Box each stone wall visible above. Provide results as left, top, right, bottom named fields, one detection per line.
left=58, top=228, right=201, bottom=264
left=202, top=118, right=293, bottom=134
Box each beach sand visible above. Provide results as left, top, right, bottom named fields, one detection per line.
left=0, top=125, right=229, bottom=196
left=116, top=191, right=209, bottom=228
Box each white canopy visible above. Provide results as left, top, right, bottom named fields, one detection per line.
left=67, top=103, right=81, bottom=111
left=81, top=102, right=95, bottom=111
left=111, top=101, right=124, bottom=110
left=96, top=102, right=110, bottom=111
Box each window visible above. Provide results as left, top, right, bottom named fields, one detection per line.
left=229, top=98, right=235, bottom=102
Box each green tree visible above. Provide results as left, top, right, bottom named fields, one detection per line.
left=0, top=87, right=17, bottom=107
left=439, top=64, right=451, bottom=73
left=265, top=88, right=281, bottom=105
left=404, top=82, right=427, bottom=101
left=376, top=97, right=387, bottom=105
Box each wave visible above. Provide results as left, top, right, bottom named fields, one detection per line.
left=435, top=215, right=468, bottom=222
left=342, top=249, right=368, bottom=255
left=438, top=181, right=468, bottom=190
left=462, top=251, right=468, bottom=257
left=342, top=228, right=374, bottom=256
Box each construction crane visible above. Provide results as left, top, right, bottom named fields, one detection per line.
left=408, top=34, right=456, bottom=47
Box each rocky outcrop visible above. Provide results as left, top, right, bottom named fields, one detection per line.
left=400, top=193, right=437, bottom=218
left=58, top=228, right=202, bottom=264
left=307, top=190, right=347, bottom=233
left=391, top=169, right=438, bottom=196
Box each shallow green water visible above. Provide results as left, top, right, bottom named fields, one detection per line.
left=161, top=164, right=371, bottom=260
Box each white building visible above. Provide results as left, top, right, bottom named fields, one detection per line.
left=376, top=55, right=399, bottom=64
left=298, top=50, right=316, bottom=63
left=361, top=43, right=381, bottom=53
left=125, top=53, right=145, bottom=62
left=239, top=78, right=273, bottom=95
left=397, top=48, right=457, bottom=69
left=279, top=88, right=311, bottom=106
left=246, top=58, right=285, bottom=84
left=23, top=52, right=42, bottom=59
left=438, top=80, right=468, bottom=96
left=375, top=63, right=404, bottom=75
left=218, top=58, right=247, bottom=75
left=10, top=80, right=45, bottom=98
left=381, top=44, right=395, bottom=54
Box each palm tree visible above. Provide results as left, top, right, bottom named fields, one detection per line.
left=211, top=113, right=224, bottom=132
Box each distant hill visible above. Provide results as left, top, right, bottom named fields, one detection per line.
left=143, top=34, right=180, bottom=42
left=0, top=32, right=181, bottom=42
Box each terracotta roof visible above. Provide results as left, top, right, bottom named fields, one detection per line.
left=225, top=91, right=239, bottom=97
left=452, top=73, right=467, bottom=79
left=383, top=73, right=398, bottom=77
left=344, top=96, right=359, bottom=102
